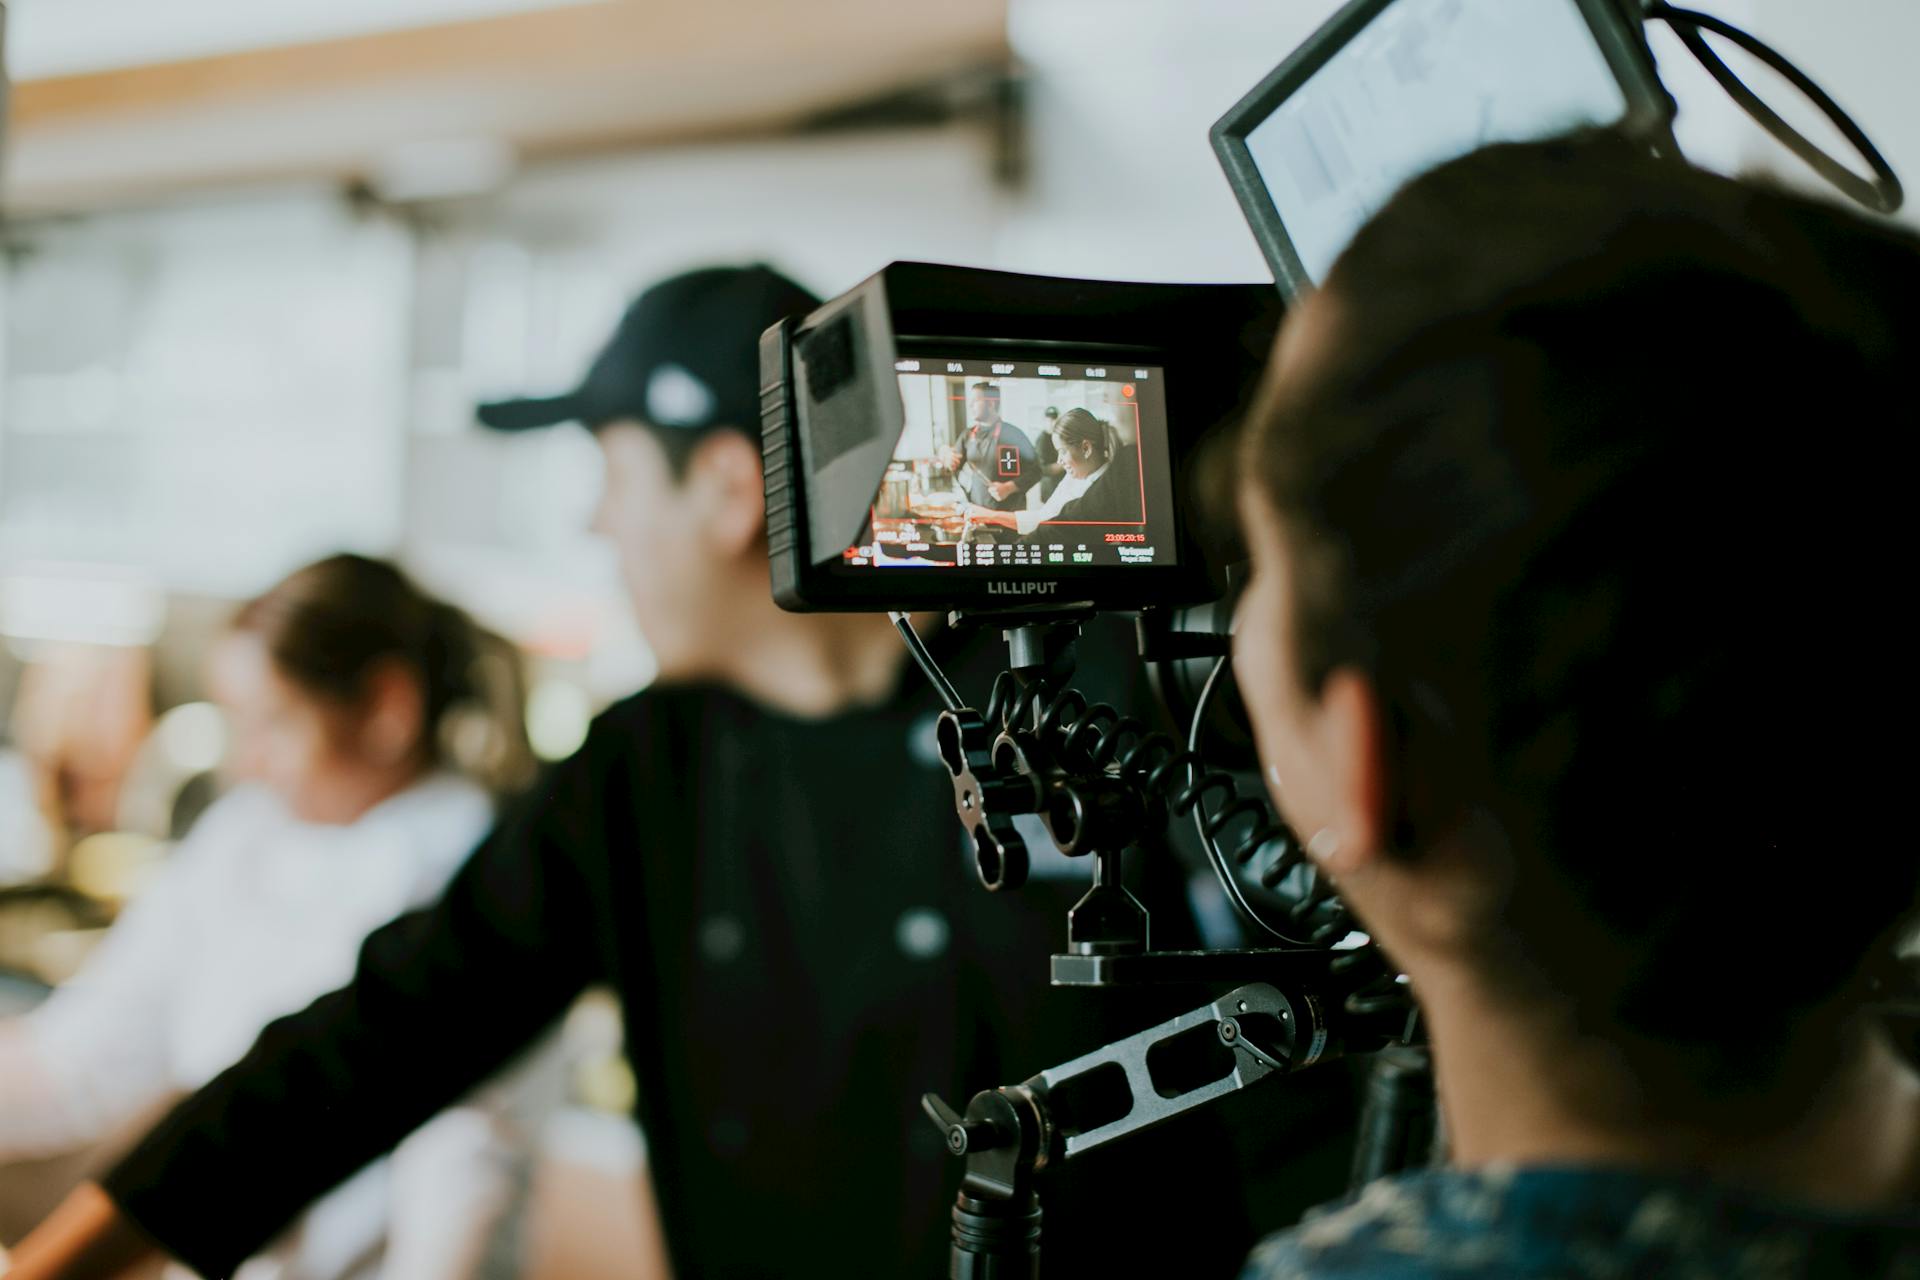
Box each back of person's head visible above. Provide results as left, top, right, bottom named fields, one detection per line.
left=230, top=554, right=532, bottom=798
left=1240, top=131, right=1920, bottom=1089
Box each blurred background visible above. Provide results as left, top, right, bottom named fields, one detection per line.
left=0, top=1, right=1914, bottom=1275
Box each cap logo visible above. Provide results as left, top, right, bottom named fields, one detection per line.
left=646, top=364, right=717, bottom=428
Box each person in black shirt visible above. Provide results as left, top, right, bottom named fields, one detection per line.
left=3, top=266, right=1351, bottom=1280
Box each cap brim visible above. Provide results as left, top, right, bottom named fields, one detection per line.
left=475, top=392, right=590, bottom=433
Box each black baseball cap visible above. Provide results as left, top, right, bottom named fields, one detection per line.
left=476, top=264, right=820, bottom=435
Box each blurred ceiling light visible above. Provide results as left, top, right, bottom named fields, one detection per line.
left=0, top=564, right=166, bottom=648
left=527, top=677, right=592, bottom=761
left=369, top=136, right=518, bottom=203
left=6, top=0, right=598, bottom=80
left=157, top=701, right=228, bottom=774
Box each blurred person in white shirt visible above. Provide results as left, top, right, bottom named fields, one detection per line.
left=0, top=554, right=530, bottom=1280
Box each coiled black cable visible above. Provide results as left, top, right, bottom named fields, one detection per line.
left=983, top=656, right=1411, bottom=1024
left=987, top=661, right=1344, bottom=947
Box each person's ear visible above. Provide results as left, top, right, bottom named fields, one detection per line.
left=1305, top=667, right=1390, bottom=876
left=687, top=429, right=767, bottom=556
left=358, top=659, right=426, bottom=768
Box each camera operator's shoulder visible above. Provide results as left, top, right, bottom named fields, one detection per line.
left=499, top=686, right=721, bottom=848
left=578, top=685, right=714, bottom=762
left=1241, top=1169, right=1530, bottom=1279
left=586, top=686, right=667, bottom=738
left=1244, top=1167, right=1920, bottom=1280
left=513, top=686, right=717, bottom=803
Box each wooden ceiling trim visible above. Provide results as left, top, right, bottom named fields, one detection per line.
left=11, top=0, right=1010, bottom=125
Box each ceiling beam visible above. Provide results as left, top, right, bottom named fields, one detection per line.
left=5, top=0, right=1011, bottom=211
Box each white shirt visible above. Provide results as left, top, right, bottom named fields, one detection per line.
left=1013, top=461, right=1110, bottom=536
left=0, top=772, right=503, bottom=1280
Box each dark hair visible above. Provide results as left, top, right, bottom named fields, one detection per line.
left=1242, top=133, right=1920, bottom=1083
left=1052, top=408, right=1118, bottom=466
left=970, top=382, right=1002, bottom=400
left=231, top=554, right=533, bottom=793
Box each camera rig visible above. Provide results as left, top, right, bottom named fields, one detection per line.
left=756, top=2, right=1906, bottom=1273
left=897, top=605, right=1422, bottom=1276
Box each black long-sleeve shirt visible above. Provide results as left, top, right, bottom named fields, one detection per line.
left=101, top=623, right=1347, bottom=1279
left=957, top=418, right=1042, bottom=510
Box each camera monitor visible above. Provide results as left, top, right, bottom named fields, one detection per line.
left=1213, top=0, right=1676, bottom=298
left=875, top=358, right=1174, bottom=575
left=761, top=263, right=1281, bottom=613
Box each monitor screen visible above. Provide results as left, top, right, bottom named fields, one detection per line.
left=835, top=356, right=1178, bottom=575
left=1220, top=0, right=1655, bottom=294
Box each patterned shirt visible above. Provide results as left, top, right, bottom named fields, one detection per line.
left=1243, top=1167, right=1920, bottom=1279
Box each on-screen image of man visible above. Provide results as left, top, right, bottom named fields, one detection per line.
left=938, top=382, right=1041, bottom=517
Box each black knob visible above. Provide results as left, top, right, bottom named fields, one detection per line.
left=921, top=1093, right=1003, bottom=1155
